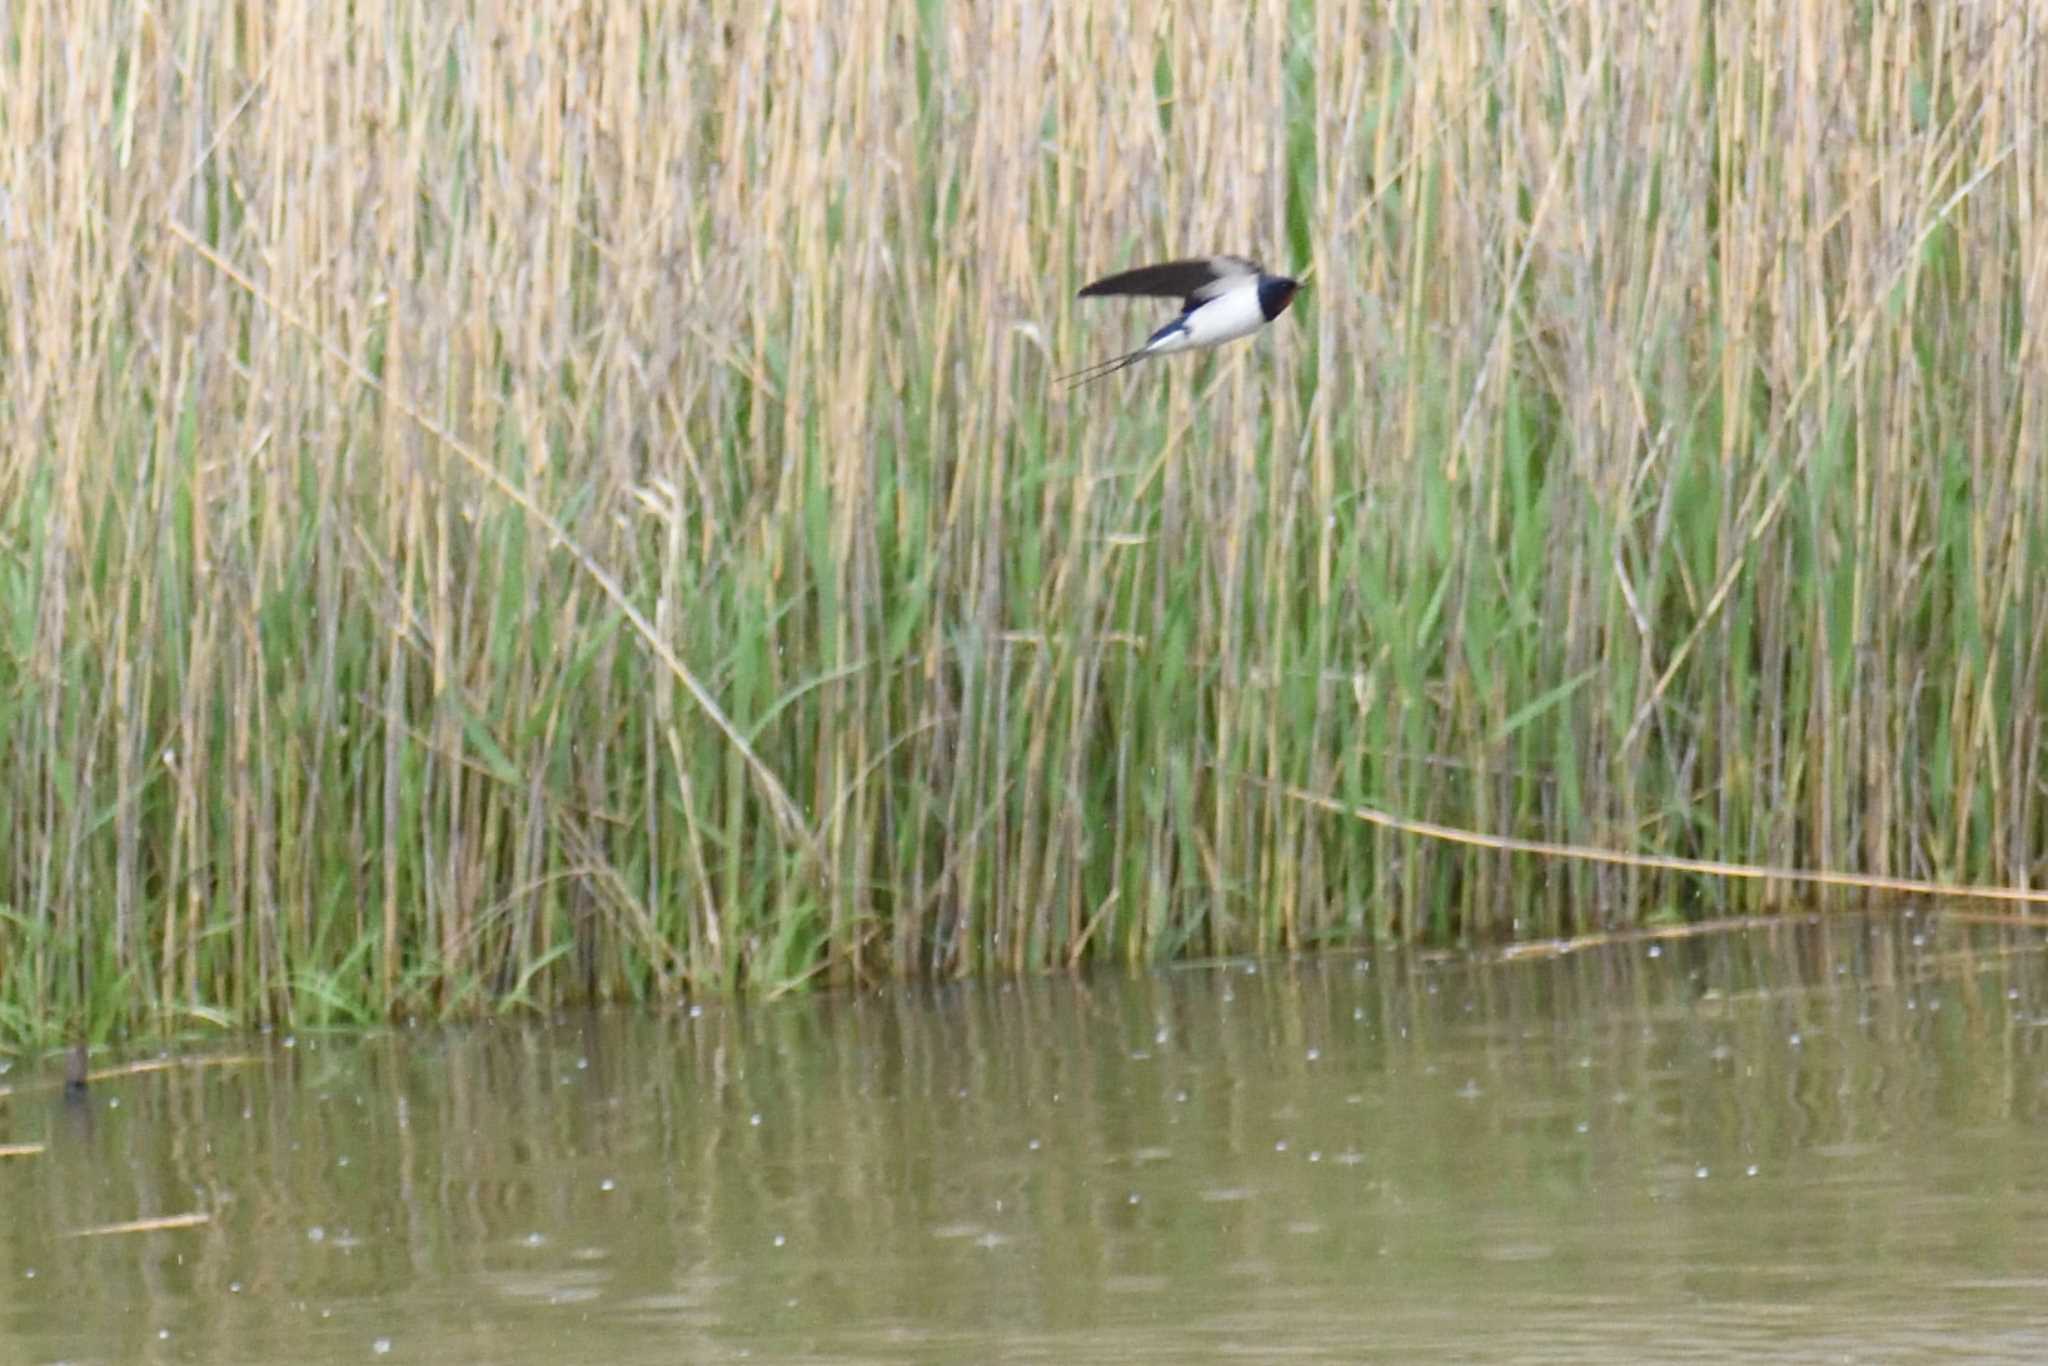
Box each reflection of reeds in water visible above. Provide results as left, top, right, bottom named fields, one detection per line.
left=15, top=919, right=2048, bottom=1348
left=1, top=3, right=2045, bottom=1027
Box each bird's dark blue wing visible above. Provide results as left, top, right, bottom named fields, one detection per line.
left=1077, top=256, right=1260, bottom=301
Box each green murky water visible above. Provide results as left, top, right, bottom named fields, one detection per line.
left=6, top=912, right=2048, bottom=1362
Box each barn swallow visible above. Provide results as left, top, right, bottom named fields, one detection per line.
left=1063, top=255, right=1302, bottom=386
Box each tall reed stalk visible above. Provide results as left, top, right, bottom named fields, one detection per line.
left=1, top=1, right=2043, bottom=1036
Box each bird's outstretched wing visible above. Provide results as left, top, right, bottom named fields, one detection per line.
left=1077, top=255, right=1261, bottom=303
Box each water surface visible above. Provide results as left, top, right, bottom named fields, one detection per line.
left=6, top=912, right=2048, bottom=1362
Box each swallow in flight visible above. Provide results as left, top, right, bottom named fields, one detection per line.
left=1063, top=255, right=1302, bottom=386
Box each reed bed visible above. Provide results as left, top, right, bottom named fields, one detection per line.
left=1, top=0, right=2044, bottom=1036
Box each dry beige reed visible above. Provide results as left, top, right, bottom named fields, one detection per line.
left=0, top=1, right=2043, bottom=1031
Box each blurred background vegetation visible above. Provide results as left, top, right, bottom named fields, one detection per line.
left=1, top=1, right=2043, bottom=1037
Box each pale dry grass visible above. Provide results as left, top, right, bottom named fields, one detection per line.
left=0, top=0, right=2043, bottom=1031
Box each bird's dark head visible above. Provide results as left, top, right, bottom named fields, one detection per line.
left=1257, top=274, right=1302, bottom=322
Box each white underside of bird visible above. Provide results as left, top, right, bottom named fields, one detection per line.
left=1138, top=283, right=1270, bottom=355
